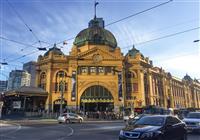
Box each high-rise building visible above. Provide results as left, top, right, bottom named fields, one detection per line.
left=8, top=70, right=31, bottom=90
left=23, top=61, right=36, bottom=87
left=0, top=80, right=8, bottom=92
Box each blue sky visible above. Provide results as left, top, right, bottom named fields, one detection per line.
left=0, top=0, right=199, bottom=80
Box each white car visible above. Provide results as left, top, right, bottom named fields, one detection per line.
left=123, top=114, right=134, bottom=122
left=58, top=113, right=83, bottom=124
left=182, top=112, right=200, bottom=132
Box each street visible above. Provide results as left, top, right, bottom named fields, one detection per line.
left=0, top=120, right=199, bottom=140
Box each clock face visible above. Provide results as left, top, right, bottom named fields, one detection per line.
left=93, top=54, right=103, bottom=63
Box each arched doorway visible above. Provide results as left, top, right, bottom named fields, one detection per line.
left=80, top=85, right=114, bottom=112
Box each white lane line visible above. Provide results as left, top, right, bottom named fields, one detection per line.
left=0, top=135, right=16, bottom=139
left=56, top=125, right=74, bottom=140
left=82, top=126, right=124, bottom=131
left=67, top=126, right=74, bottom=136
left=0, top=122, right=21, bottom=138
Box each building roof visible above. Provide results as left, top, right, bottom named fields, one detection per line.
left=126, top=45, right=140, bottom=58
left=4, top=86, right=48, bottom=97
left=73, top=18, right=117, bottom=49
left=44, top=44, right=64, bottom=56
left=183, top=74, right=193, bottom=82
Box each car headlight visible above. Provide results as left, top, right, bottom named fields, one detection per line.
left=140, top=132, right=154, bottom=138
left=120, top=130, right=124, bottom=136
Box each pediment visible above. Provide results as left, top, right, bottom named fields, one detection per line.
left=77, top=47, right=122, bottom=60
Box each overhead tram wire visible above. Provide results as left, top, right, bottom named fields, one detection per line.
left=0, top=36, right=38, bottom=49
left=121, top=26, right=200, bottom=50
left=7, top=26, right=199, bottom=64
left=105, top=0, right=173, bottom=27
left=7, top=50, right=39, bottom=63
left=2, top=0, right=174, bottom=64
left=50, top=0, right=174, bottom=49
left=3, top=0, right=174, bottom=50
left=0, top=36, right=48, bottom=62
left=20, top=41, right=38, bottom=51
left=6, top=0, right=42, bottom=47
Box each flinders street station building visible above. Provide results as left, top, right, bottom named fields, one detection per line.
left=35, top=17, right=200, bottom=113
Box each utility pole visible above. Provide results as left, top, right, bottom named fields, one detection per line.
left=59, top=71, right=64, bottom=116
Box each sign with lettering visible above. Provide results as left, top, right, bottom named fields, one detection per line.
left=118, top=72, right=123, bottom=100
left=71, top=71, right=76, bottom=101
left=13, top=101, right=21, bottom=109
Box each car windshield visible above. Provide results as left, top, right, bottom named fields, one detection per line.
left=135, top=116, right=165, bottom=126
left=186, top=113, right=200, bottom=119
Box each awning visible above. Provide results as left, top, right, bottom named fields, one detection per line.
left=4, top=86, right=48, bottom=97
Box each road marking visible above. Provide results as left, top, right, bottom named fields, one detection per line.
left=0, top=135, right=16, bottom=139
left=82, top=125, right=124, bottom=131
left=0, top=122, right=21, bottom=139
left=56, top=125, right=74, bottom=140
left=67, top=126, right=74, bottom=136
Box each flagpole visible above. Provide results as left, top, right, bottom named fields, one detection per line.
left=94, top=1, right=99, bottom=19
left=94, top=1, right=96, bottom=19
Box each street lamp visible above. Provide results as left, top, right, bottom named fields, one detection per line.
left=59, top=71, right=64, bottom=116
left=193, top=39, right=200, bottom=56
left=193, top=39, right=200, bottom=43
left=75, top=57, right=84, bottom=113
left=0, top=62, right=8, bottom=65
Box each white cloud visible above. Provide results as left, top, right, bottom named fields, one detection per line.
left=157, top=54, right=200, bottom=78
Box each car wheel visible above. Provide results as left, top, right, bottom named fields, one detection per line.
left=65, top=119, right=70, bottom=124
left=58, top=122, right=62, bottom=124
left=79, top=119, right=82, bottom=123
left=181, top=133, right=187, bottom=140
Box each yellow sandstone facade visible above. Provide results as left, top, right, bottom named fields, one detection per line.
left=36, top=17, right=200, bottom=113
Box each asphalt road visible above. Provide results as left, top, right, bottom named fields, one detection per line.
left=0, top=121, right=199, bottom=140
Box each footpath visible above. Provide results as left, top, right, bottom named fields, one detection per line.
left=1, top=117, right=124, bottom=125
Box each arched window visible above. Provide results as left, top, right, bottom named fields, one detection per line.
left=55, top=71, right=68, bottom=93
left=127, top=72, right=136, bottom=78
left=40, top=72, right=46, bottom=90
left=81, top=85, right=113, bottom=100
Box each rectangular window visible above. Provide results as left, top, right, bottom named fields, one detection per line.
left=98, top=67, right=104, bottom=73
left=64, top=82, right=68, bottom=92
left=133, top=83, right=138, bottom=92
left=126, top=83, right=132, bottom=93
left=90, top=67, right=96, bottom=73
left=55, top=83, right=58, bottom=92
left=81, top=67, right=87, bottom=73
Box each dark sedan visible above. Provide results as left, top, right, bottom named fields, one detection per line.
left=119, top=115, right=187, bottom=140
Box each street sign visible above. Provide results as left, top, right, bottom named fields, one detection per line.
left=13, top=101, right=21, bottom=109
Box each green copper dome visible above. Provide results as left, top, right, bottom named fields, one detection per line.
left=44, top=44, right=64, bottom=56
left=73, top=18, right=117, bottom=48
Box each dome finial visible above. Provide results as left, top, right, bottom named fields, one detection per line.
left=94, top=1, right=99, bottom=19
left=53, top=43, right=56, bottom=48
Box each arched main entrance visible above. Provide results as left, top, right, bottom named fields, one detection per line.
left=80, top=85, right=114, bottom=112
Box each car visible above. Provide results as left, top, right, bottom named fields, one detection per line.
left=127, top=114, right=147, bottom=125
left=119, top=115, right=187, bottom=140
left=57, top=113, right=83, bottom=124
left=182, top=112, right=200, bottom=133
left=124, top=114, right=135, bottom=122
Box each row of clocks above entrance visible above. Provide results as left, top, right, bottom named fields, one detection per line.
left=77, top=66, right=117, bottom=75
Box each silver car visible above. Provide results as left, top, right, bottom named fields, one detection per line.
left=58, top=113, right=83, bottom=124
left=183, top=112, right=200, bottom=133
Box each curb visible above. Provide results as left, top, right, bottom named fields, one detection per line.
left=1, top=119, right=124, bottom=124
